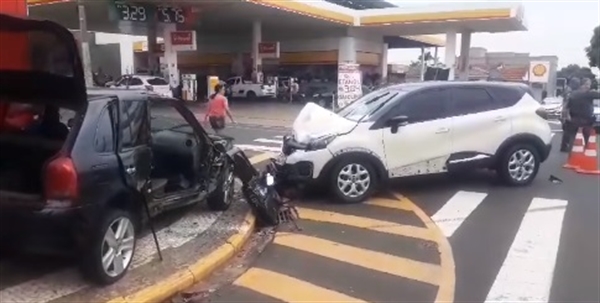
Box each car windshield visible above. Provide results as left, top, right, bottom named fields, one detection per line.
left=336, top=89, right=404, bottom=122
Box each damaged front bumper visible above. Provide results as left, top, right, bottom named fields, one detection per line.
left=272, top=136, right=331, bottom=186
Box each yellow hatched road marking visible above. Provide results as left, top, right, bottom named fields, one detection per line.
left=234, top=268, right=368, bottom=302
left=274, top=233, right=442, bottom=286
left=365, top=196, right=415, bottom=211
left=298, top=207, right=438, bottom=242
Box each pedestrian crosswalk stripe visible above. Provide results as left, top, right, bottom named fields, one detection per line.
left=299, top=207, right=438, bottom=242
left=431, top=191, right=488, bottom=238
left=233, top=268, right=368, bottom=302
left=274, top=233, right=443, bottom=286
left=235, top=135, right=283, bottom=154
left=484, top=198, right=568, bottom=302
left=253, top=138, right=282, bottom=144
left=235, top=144, right=281, bottom=153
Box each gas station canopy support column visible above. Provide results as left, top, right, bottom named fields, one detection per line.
left=338, top=36, right=357, bottom=64
left=445, top=31, right=457, bottom=81
left=252, top=20, right=262, bottom=72
left=459, top=31, right=472, bottom=81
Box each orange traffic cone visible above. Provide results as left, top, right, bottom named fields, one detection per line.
left=563, top=129, right=586, bottom=169
left=575, top=129, right=600, bottom=175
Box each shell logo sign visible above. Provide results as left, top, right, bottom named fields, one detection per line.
left=532, top=64, right=547, bottom=77
left=529, top=61, right=550, bottom=83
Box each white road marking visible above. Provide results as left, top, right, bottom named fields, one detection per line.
left=254, top=138, right=283, bottom=144
left=235, top=144, right=282, bottom=153
left=431, top=190, right=488, bottom=238
left=485, top=198, right=568, bottom=302
left=236, top=136, right=284, bottom=153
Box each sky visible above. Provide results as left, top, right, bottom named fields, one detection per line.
left=386, top=1, right=600, bottom=70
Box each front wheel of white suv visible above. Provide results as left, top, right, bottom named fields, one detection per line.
left=329, top=156, right=378, bottom=204
left=497, top=143, right=541, bottom=186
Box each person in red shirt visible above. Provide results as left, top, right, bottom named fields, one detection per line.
left=204, top=84, right=235, bottom=134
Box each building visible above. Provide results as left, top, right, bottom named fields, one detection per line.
left=463, top=47, right=558, bottom=99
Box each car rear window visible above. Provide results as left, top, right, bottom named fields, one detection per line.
left=146, top=78, right=168, bottom=86
left=486, top=86, right=527, bottom=107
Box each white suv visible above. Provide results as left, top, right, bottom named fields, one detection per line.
left=277, top=82, right=553, bottom=204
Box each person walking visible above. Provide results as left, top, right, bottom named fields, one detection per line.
left=565, top=77, right=600, bottom=150
left=204, top=83, right=235, bottom=135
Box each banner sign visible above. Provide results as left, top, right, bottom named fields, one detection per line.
left=170, top=31, right=197, bottom=51
left=258, top=42, right=280, bottom=59
left=337, top=63, right=362, bottom=108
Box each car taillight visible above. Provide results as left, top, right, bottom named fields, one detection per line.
left=145, top=84, right=154, bottom=92
left=44, top=156, right=78, bottom=205
left=536, top=107, right=549, bottom=120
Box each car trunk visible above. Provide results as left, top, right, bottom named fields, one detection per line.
left=0, top=105, right=75, bottom=196
left=0, top=14, right=86, bottom=204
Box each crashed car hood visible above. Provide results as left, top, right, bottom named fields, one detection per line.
left=292, top=102, right=356, bottom=143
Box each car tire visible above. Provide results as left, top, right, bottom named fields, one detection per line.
left=80, top=209, right=137, bottom=285
left=246, top=91, right=257, bottom=99
left=497, top=143, right=541, bottom=186
left=207, top=161, right=235, bottom=211
left=329, top=156, right=378, bottom=204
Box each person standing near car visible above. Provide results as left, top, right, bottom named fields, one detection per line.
left=566, top=77, right=600, bottom=148
left=560, top=77, right=580, bottom=152
left=204, top=84, right=235, bottom=135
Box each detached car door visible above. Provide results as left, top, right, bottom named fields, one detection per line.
left=117, top=99, right=152, bottom=192
left=382, top=88, right=454, bottom=178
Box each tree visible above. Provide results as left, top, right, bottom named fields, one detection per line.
left=409, top=51, right=434, bottom=67
left=557, top=64, right=598, bottom=89
left=585, top=26, right=600, bottom=67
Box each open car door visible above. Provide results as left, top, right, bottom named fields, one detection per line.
left=0, top=13, right=87, bottom=131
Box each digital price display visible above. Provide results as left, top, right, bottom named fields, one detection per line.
left=114, top=3, right=149, bottom=22
left=157, top=6, right=186, bottom=24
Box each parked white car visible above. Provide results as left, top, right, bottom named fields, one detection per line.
left=225, top=76, right=276, bottom=99
left=109, top=74, right=173, bottom=98
left=276, top=82, right=553, bottom=203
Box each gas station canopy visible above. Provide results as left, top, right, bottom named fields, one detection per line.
left=28, top=0, right=526, bottom=48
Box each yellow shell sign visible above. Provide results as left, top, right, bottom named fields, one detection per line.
left=532, top=64, right=547, bottom=77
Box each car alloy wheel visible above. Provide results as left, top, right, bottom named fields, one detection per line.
left=101, top=217, right=135, bottom=278
left=336, top=163, right=371, bottom=198
left=507, top=149, right=536, bottom=183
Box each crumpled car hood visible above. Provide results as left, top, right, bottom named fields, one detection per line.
left=292, top=102, right=356, bottom=143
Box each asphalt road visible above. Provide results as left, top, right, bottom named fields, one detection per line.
left=204, top=122, right=599, bottom=303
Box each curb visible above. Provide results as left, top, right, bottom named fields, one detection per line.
left=105, top=211, right=256, bottom=303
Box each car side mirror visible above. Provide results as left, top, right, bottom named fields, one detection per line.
left=387, top=115, right=409, bottom=134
